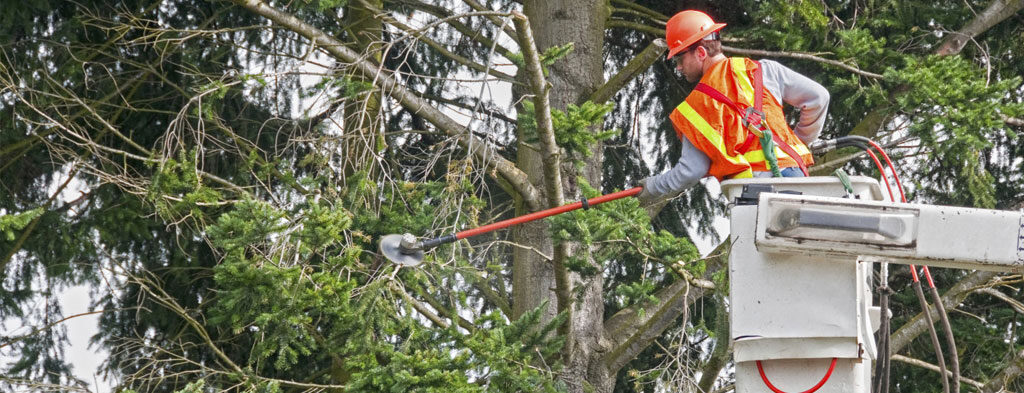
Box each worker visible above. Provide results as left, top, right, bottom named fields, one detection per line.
left=637, top=10, right=829, bottom=208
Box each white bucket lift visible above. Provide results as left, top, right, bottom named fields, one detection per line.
left=721, top=176, right=1024, bottom=393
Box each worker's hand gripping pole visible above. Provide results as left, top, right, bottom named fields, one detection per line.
left=379, top=187, right=645, bottom=266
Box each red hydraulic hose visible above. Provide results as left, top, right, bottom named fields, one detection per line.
left=865, top=140, right=907, bottom=203
left=864, top=149, right=896, bottom=204
left=757, top=358, right=838, bottom=393
left=866, top=138, right=957, bottom=393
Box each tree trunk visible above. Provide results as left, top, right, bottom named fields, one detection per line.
left=341, top=0, right=384, bottom=180
left=518, top=1, right=613, bottom=392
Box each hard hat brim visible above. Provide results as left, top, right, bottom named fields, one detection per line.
left=666, top=22, right=726, bottom=59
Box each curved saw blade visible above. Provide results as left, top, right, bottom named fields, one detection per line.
left=379, top=233, right=424, bottom=266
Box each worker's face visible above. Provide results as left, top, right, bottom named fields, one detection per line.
left=674, top=46, right=705, bottom=83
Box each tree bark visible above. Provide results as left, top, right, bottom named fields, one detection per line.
left=340, top=0, right=384, bottom=180
left=936, top=0, right=1024, bottom=56
left=517, top=1, right=612, bottom=392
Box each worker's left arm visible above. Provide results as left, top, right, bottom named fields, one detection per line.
left=760, top=59, right=830, bottom=144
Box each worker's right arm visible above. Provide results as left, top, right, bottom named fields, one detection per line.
left=760, top=59, right=830, bottom=144
left=641, top=135, right=710, bottom=200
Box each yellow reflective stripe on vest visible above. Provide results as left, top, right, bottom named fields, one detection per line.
left=677, top=101, right=749, bottom=167
left=742, top=141, right=811, bottom=162
left=730, top=168, right=754, bottom=179
left=730, top=58, right=755, bottom=105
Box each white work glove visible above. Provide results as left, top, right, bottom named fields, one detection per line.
left=636, top=177, right=672, bottom=219
left=636, top=177, right=657, bottom=207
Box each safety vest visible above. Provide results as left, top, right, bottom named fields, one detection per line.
left=669, top=57, right=814, bottom=180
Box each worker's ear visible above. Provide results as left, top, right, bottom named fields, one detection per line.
left=696, top=45, right=708, bottom=61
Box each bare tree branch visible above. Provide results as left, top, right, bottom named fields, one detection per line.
left=891, top=354, right=985, bottom=390
left=889, top=270, right=1000, bottom=354
left=1003, top=114, right=1024, bottom=128
left=980, top=347, right=1024, bottom=393
left=396, top=0, right=518, bottom=60
left=355, top=0, right=515, bottom=82
left=698, top=294, right=731, bottom=393
left=936, top=0, right=1024, bottom=56
left=230, top=0, right=544, bottom=210
left=602, top=240, right=729, bottom=375
left=722, top=45, right=885, bottom=80
left=609, top=0, right=668, bottom=24
left=590, top=39, right=668, bottom=105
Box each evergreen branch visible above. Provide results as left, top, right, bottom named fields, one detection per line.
left=131, top=272, right=247, bottom=377
left=0, top=309, right=112, bottom=350
left=609, top=0, right=668, bottom=23
left=721, top=45, right=885, bottom=80
left=414, top=283, right=477, bottom=332
left=0, top=167, right=79, bottom=272
left=391, top=281, right=454, bottom=330
left=589, top=38, right=668, bottom=105
left=605, top=19, right=664, bottom=36
left=453, top=259, right=514, bottom=317
left=602, top=278, right=694, bottom=373
left=602, top=239, right=730, bottom=375
left=891, top=354, right=985, bottom=390
left=418, top=92, right=516, bottom=124
left=0, top=377, right=91, bottom=393
left=935, top=0, right=1024, bottom=56
left=230, top=0, right=544, bottom=211
left=459, top=0, right=520, bottom=41
left=354, top=0, right=515, bottom=82
left=840, top=1, right=1023, bottom=148
left=889, top=270, right=1000, bottom=354
left=397, top=0, right=517, bottom=60
left=979, top=347, right=1024, bottom=393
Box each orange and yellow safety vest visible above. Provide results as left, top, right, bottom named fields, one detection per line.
left=669, top=57, right=814, bottom=180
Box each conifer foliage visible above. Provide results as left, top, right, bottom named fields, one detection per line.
left=1, top=1, right=1023, bottom=392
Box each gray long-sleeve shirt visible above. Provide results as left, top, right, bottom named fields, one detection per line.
left=644, top=59, right=829, bottom=198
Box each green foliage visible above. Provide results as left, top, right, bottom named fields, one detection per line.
left=519, top=101, right=619, bottom=167
left=548, top=179, right=698, bottom=311
left=347, top=302, right=567, bottom=393
left=740, top=0, right=829, bottom=50
left=206, top=199, right=289, bottom=255
left=147, top=150, right=223, bottom=222
left=0, top=208, right=44, bottom=241
left=886, top=55, right=1024, bottom=207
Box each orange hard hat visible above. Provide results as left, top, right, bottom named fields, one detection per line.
left=665, top=10, right=726, bottom=59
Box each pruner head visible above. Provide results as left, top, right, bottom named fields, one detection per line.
left=379, top=233, right=425, bottom=266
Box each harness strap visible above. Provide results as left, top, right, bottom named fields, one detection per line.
left=694, top=62, right=809, bottom=176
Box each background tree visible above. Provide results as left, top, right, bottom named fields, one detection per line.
left=1, top=1, right=1023, bottom=393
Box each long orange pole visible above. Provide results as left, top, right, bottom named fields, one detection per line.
left=419, top=187, right=644, bottom=250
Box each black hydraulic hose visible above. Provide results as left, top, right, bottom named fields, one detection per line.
left=929, top=283, right=961, bottom=393
left=873, top=284, right=892, bottom=393
left=808, top=135, right=873, bottom=156
left=913, top=279, right=950, bottom=393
